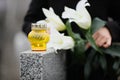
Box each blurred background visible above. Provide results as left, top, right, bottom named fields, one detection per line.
left=0, top=0, right=31, bottom=80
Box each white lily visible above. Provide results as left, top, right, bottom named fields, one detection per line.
left=62, top=0, right=91, bottom=29
left=36, top=20, right=74, bottom=50
left=47, top=25, right=74, bottom=50
left=42, top=7, right=66, bottom=31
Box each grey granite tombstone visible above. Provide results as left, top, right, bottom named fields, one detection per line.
left=19, top=48, right=66, bottom=80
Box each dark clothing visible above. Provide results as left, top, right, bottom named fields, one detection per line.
left=22, top=0, right=120, bottom=80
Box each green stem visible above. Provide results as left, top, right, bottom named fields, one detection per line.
left=66, top=21, right=75, bottom=38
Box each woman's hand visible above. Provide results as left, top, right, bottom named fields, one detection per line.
left=86, top=27, right=112, bottom=48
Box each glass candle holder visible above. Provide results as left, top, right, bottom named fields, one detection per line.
left=28, top=23, right=50, bottom=51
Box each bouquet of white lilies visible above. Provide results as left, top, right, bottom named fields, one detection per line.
left=37, top=0, right=99, bottom=50
left=39, top=0, right=102, bottom=53
left=36, top=0, right=120, bottom=79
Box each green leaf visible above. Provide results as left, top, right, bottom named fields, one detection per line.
left=84, top=61, right=91, bottom=80
left=85, top=29, right=103, bottom=54
left=91, top=17, right=106, bottom=34
left=84, top=49, right=96, bottom=80
left=85, top=17, right=107, bottom=54
left=102, top=43, right=120, bottom=57
left=74, top=37, right=86, bottom=55
left=113, top=61, right=120, bottom=70
left=99, top=55, right=107, bottom=71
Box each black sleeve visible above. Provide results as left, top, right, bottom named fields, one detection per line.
left=22, top=0, right=49, bottom=35
left=105, top=0, right=120, bottom=42
left=106, top=21, right=120, bottom=42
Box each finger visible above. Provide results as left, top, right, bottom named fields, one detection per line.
left=92, top=32, right=100, bottom=40
left=97, top=37, right=107, bottom=47
left=95, top=35, right=105, bottom=47
left=103, top=38, right=111, bottom=48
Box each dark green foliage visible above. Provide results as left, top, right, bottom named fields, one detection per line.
left=65, top=17, right=120, bottom=79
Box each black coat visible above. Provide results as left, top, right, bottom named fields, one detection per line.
left=22, top=0, right=120, bottom=80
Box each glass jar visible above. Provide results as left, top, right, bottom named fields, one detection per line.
left=28, top=23, right=50, bottom=51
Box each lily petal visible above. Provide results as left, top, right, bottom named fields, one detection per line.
left=76, top=0, right=90, bottom=11
left=76, top=0, right=91, bottom=28
left=62, top=0, right=91, bottom=29
left=62, top=7, right=81, bottom=20
left=61, top=36, right=75, bottom=49
left=47, top=27, right=74, bottom=50
left=42, top=7, right=66, bottom=31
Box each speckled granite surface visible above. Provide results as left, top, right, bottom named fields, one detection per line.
left=20, top=48, right=66, bottom=80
